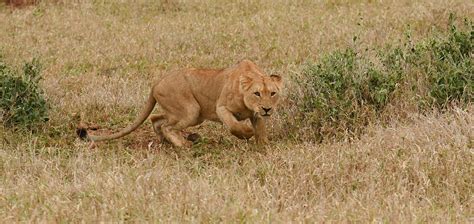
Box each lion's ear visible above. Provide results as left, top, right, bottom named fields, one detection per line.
left=270, top=74, right=283, bottom=89
left=240, top=75, right=254, bottom=91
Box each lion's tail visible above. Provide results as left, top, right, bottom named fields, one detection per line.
left=81, top=92, right=156, bottom=142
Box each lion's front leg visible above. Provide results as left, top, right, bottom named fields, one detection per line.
left=217, top=106, right=254, bottom=139
left=230, top=123, right=254, bottom=139
left=251, top=116, right=268, bottom=145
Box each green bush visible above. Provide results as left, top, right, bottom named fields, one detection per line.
left=295, top=48, right=401, bottom=140
left=293, top=16, right=472, bottom=140
left=426, top=18, right=473, bottom=107
left=0, top=57, right=49, bottom=130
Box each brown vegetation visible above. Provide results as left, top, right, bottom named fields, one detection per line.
left=3, top=0, right=38, bottom=7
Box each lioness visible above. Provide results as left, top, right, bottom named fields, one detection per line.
left=80, top=60, right=283, bottom=147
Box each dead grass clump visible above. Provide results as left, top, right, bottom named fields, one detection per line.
left=3, top=0, right=38, bottom=8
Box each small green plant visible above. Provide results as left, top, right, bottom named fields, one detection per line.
left=0, top=57, right=49, bottom=130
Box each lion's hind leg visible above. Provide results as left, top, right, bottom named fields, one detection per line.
left=161, top=114, right=200, bottom=148
left=159, top=102, right=202, bottom=148
left=150, top=113, right=166, bottom=142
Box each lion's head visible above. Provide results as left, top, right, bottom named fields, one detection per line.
left=240, top=74, right=283, bottom=117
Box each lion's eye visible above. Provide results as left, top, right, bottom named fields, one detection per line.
left=271, top=92, right=276, bottom=96
left=254, top=92, right=261, bottom=97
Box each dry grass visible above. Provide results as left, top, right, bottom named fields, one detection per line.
left=0, top=0, right=473, bottom=222
left=1, top=107, right=472, bottom=222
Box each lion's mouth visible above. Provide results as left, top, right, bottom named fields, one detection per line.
left=254, top=111, right=271, bottom=117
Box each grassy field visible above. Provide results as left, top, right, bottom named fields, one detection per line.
left=1, top=0, right=473, bottom=222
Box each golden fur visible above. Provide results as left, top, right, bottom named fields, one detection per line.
left=81, top=60, right=283, bottom=147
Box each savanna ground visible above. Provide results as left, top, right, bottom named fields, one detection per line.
left=0, top=0, right=473, bottom=222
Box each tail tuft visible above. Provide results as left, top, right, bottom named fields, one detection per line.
left=76, top=126, right=88, bottom=140
left=73, top=112, right=89, bottom=141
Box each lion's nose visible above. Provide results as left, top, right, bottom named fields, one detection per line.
left=262, top=107, right=272, bottom=113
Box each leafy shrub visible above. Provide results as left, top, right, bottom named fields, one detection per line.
left=292, top=16, right=472, bottom=141
left=0, top=57, right=49, bottom=130
left=295, top=48, right=401, bottom=140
